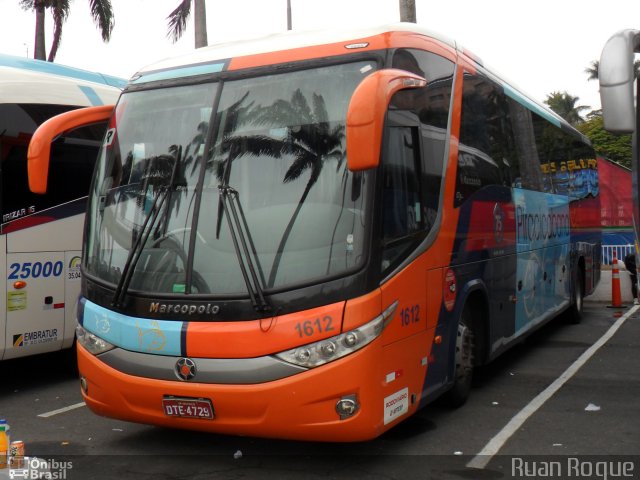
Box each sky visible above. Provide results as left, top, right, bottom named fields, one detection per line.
left=1, top=0, right=639, bottom=112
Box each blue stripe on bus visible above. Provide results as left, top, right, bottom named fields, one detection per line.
left=78, top=85, right=104, bottom=106
left=130, top=61, right=227, bottom=84
left=0, top=53, right=126, bottom=89
left=503, top=84, right=561, bottom=127
left=82, top=299, right=184, bottom=356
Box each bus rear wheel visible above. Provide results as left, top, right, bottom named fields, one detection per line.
left=446, top=306, right=475, bottom=407
left=568, top=265, right=584, bottom=324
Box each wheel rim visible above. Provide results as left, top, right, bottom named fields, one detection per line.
left=455, top=322, right=473, bottom=381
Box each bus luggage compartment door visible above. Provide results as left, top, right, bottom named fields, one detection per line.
left=4, top=252, right=66, bottom=359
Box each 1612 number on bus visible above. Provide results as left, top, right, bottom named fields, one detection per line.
left=295, top=316, right=335, bottom=338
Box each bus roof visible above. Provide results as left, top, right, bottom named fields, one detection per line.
left=0, top=53, right=124, bottom=106
left=128, top=23, right=581, bottom=143
left=132, top=23, right=459, bottom=80
left=0, top=54, right=126, bottom=89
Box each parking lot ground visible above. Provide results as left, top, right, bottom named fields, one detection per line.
left=0, top=300, right=638, bottom=479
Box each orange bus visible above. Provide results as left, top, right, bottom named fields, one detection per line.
left=29, top=23, right=600, bottom=441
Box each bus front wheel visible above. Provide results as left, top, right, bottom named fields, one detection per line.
left=446, top=306, right=475, bottom=407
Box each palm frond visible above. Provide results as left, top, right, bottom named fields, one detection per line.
left=290, top=89, right=312, bottom=121
left=167, top=0, right=192, bottom=43
left=52, top=0, right=70, bottom=20
left=584, top=60, right=599, bottom=81
left=89, top=0, right=114, bottom=41
left=311, top=93, right=329, bottom=124
left=284, top=155, right=315, bottom=183
left=19, top=0, right=35, bottom=10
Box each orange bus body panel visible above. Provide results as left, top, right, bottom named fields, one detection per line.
left=79, top=341, right=388, bottom=442
left=185, top=301, right=345, bottom=358
left=227, top=31, right=457, bottom=72
left=342, top=289, right=382, bottom=333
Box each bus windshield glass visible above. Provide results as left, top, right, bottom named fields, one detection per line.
left=84, top=60, right=376, bottom=296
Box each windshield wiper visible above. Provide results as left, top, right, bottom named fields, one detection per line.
left=218, top=185, right=270, bottom=313
left=111, top=152, right=182, bottom=308
left=111, top=186, right=170, bottom=308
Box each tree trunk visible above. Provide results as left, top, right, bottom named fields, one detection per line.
left=287, top=0, right=292, bottom=30
left=34, top=1, right=47, bottom=60
left=48, top=15, right=63, bottom=62
left=193, top=0, right=208, bottom=48
left=399, top=0, right=416, bottom=22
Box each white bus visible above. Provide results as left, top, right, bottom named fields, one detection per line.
left=0, top=54, right=123, bottom=360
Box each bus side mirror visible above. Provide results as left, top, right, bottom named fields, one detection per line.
left=599, top=29, right=640, bottom=134
left=346, top=69, right=426, bottom=171
left=28, top=105, right=115, bottom=194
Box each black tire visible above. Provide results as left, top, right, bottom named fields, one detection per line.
left=446, top=306, right=475, bottom=407
left=568, top=266, right=584, bottom=324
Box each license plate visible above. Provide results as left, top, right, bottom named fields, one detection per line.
left=162, top=396, right=214, bottom=420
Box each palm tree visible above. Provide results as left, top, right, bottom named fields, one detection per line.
left=167, top=0, right=208, bottom=48
left=585, top=59, right=640, bottom=81
left=544, top=91, right=589, bottom=126
left=585, top=60, right=599, bottom=82
left=20, top=0, right=114, bottom=62
left=47, top=0, right=70, bottom=62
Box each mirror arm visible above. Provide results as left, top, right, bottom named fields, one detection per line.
left=346, top=69, right=426, bottom=171
left=28, top=105, right=114, bottom=194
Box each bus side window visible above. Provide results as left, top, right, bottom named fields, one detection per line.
left=47, top=122, right=106, bottom=206
left=390, top=49, right=454, bottom=217
left=381, top=125, right=423, bottom=273
left=507, top=98, right=545, bottom=191
left=456, top=71, right=516, bottom=206
left=1, top=143, right=33, bottom=220
left=1, top=107, right=105, bottom=224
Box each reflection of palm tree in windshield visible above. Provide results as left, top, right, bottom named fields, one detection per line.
left=137, top=118, right=210, bottom=239
left=211, top=89, right=345, bottom=288
left=250, top=89, right=345, bottom=287
left=127, top=145, right=189, bottom=243
left=210, top=92, right=255, bottom=182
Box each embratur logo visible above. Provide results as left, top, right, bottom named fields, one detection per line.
left=13, top=334, right=24, bottom=347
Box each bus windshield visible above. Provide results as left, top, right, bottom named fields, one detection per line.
left=84, top=60, right=376, bottom=298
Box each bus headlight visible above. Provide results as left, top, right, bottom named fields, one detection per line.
left=275, top=301, right=397, bottom=368
left=76, top=325, right=115, bottom=355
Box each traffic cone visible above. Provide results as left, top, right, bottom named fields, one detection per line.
left=607, top=250, right=624, bottom=308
